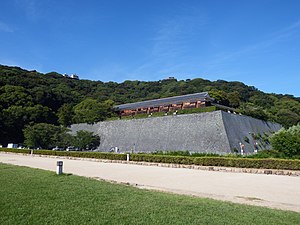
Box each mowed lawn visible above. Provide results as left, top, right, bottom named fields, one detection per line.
left=0, top=164, right=299, bottom=225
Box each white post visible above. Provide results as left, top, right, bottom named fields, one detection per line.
left=56, top=161, right=63, bottom=175
left=239, top=142, right=245, bottom=156
left=127, top=153, right=130, bottom=162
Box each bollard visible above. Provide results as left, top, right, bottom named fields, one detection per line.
left=56, top=161, right=63, bottom=175
left=126, top=153, right=130, bottom=162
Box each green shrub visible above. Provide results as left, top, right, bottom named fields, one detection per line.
left=244, top=136, right=250, bottom=143
left=32, top=149, right=127, bottom=160
left=0, top=148, right=31, bottom=154
left=131, top=154, right=195, bottom=165
left=246, top=150, right=300, bottom=159
left=177, top=106, right=217, bottom=115
left=130, top=154, right=300, bottom=170
left=192, top=157, right=300, bottom=170
left=270, top=124, right=300, bottom=157
left=1, top=148, right=299, bottom=170
left=109, top=106, right=217, bottom=121
left=190, top=152, right=221, bottom=157
left=153, top=151, right=221, bottom=157
left=0, top=148, right=126, bottom=160
left=153, top=151, right=191, bottom=156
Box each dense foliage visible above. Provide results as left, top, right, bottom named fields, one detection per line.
left=1, top=64, right=300, bottom=145
left=23, top=123, right=100, bottom=150
left=23, top=123, right=70, bottom=149
left=270, top=124, right=300, bottom=157
left=72, top=130, right=101, bottom=151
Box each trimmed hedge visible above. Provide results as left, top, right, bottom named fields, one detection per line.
left=0, top=148, right=31, bottom=154
left=1, top=148, right=299, bottom=170
left=0, top=148, right=127, bottom=160
left=130, top=154, right=300, bottom=170
left=33, top=149, right=127, bottom=161
left=130, top=154, right=194, bottom=165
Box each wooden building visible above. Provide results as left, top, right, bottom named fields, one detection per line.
left=115, top=92, right=214, bottom=116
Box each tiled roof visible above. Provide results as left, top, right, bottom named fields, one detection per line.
left=115, top=92, right=213, bottom=110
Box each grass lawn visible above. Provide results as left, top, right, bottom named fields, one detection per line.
left=0, top=163, right=299, bottom=225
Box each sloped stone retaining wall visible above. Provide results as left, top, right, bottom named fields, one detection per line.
left=71, top=111, right=281, bottom=154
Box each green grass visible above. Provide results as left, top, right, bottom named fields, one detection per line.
left=0, top=164, right=299, bottom=225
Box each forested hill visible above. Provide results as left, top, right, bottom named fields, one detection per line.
left=1, top=64, right=300, bottom=144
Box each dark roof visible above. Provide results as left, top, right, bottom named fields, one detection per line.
left=115, top=92, right=213, bottom=110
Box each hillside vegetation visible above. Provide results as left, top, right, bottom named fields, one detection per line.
left=0, top=64, right=300, bottom=145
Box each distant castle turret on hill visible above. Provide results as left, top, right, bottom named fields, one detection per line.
left=62, top=73, right=79, bottom=80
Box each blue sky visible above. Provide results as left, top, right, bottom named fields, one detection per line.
left=1, top=0, right=300, bottom=97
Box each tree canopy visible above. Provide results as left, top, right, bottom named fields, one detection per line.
left=23, top=123, right=70, bottom=149
left=23, top=123, right=100, bottom=150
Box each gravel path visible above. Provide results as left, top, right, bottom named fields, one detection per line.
left=1, top=152, right=300, bottom=212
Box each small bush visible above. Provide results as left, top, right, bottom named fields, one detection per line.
left=177, top=106, right=217, bottom=115
left=244, top=136, right=250, bottom=143
left=246, top=150, right=300, bottom=159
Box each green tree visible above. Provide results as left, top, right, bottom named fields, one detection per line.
left=249, top=93, right=276, bottom=108
left=100, top=99, right=116, bottom=118
left=0, top=85, right=33, bottom=108
left=270, top=124, right=300, bottom=157
left=275, top=98, right=300, bottom=115
left=73, top=98, right=113, bottom=124
left=209, top=90, right=229, bottom=106
left=23, top=123, right=69, bottom=149
left=227, top=91, right=241, bottom=108
left=1, top=105, right=56, bottom=144
left=73, top=130, right=100, bottom=150
left=57, top=104, right=75, bottom=127
left=240, top=103, right=269, bottom=121
left=276, top=109, right=300, bottom=128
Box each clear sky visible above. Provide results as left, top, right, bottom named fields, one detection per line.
left=1, top=0, right=300, bottom=97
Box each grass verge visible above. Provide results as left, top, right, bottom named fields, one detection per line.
left=0, top=163, right=299, bottom=225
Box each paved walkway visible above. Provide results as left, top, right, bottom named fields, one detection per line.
left=1, top=152, right=300, bottom=212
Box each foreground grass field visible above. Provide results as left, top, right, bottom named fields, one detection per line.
left=0, top=164, right=299, bottom=225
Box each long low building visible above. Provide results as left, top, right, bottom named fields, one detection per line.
left=71, top=110, right=281, bottom=154
left=114, top=92, right=214, bottom=116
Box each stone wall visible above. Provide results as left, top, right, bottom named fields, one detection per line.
left=221, top=111, right=282, bottom=153
left=71, top=110, right=281, bottom=154
left=71, top=111, right=231, bottom=154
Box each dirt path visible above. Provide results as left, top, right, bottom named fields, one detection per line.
left=1, top=152, right=300, bottom=212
